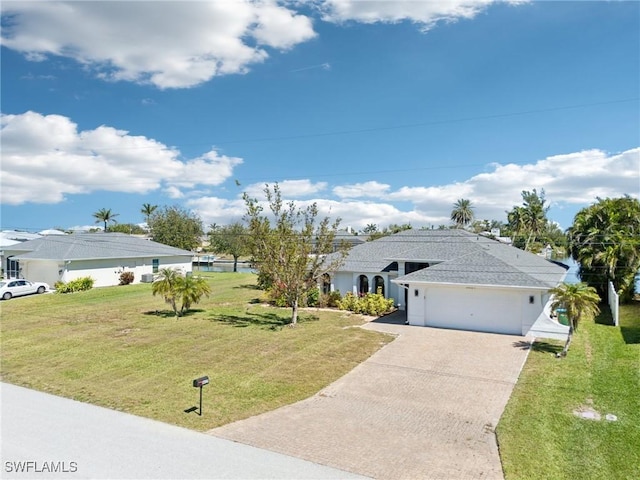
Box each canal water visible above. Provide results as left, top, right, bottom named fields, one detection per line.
left=193, top=262, right=255, bottom=274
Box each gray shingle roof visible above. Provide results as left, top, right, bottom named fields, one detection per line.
left=333, top=229, right=567, bottom=289
left=8, top=233, right=193, bottom=261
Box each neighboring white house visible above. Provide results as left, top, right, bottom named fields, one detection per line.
left=326, top=229, right=569, bottom=338
left=2, top=233, right=193, bottom=287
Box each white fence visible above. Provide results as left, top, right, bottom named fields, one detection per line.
left=608, top=281, right=619, bottom=327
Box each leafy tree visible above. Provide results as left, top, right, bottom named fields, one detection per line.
left=244, top=183, right=347, bottom=325
left=109, top=223, right=147, bottom=235
left=450, top=198, right=474, bottom=229
left=506, top=189, right=550, bottom=252
left=93, top=208, right=119, bottom=232
left=152, top=268, right=211, bottom=317
left=568, top=196, right=640, bottom=302
left=549, top=282, right=600, bottom=357
left=148, top=205, right=203, bottom=251
left=367, top=223, right=412, bottom=241
left=141, top=203, right=158, bottom=227
left=208, top=222, right=250, bottom=272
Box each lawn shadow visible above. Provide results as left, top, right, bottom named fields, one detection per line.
left=143, top=309, right=204, bottom=319
left=209, top=310, right=320, bottom=330
left=209, top=311, right=291, bottom=330
left=235, top=284, right=261, bottom=291
left=620, top=326, right=640, bottom=344
left=513, top=340, right=562, bottom=354
left=594, top=303, right=614, bottom=326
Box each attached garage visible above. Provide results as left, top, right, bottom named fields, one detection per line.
left=405, top=284, right=545, bottom=335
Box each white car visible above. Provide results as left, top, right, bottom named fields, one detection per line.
left=0, top=279, right=50, bottom=300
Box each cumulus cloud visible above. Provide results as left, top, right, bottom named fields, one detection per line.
left=399, top=148, right=640, bottom=225
left=1, top=1, right=316, bottom=89
left=189, top=148, right=639, bottom=232
left=319, top=0, right=523, bottom=30
left=0, top=111, right=243, bottom=205
left=243, top=179, right=328, bottom=199
left=333, top=181, right=390, bottom=198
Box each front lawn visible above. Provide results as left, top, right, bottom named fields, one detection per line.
left=1, top=272, right=392, bottom=431
left=497, top=301, right=640, bottom=479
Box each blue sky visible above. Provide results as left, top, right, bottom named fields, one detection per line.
left=1, top=0, right=639, bottom=233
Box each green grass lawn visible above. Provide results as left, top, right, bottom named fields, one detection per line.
left=497, top=301, right=640, bottom=480
left=1, top=272, right=392, bottom=431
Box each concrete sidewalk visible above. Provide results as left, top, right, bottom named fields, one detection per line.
left=210, top=314, right=531, bottom=479
left=1, top=382, right=365, bottom=479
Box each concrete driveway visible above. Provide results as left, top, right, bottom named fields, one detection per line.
left=210, top=313, right=531, bottom=479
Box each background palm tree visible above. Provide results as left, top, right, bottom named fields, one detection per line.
left=549, top=282, right=600, bottom=357
left=450, top=199, right=474, bottom=229
left=93, top=208, right=119, bottom=232
left=141, top=203, right=158, bottom=227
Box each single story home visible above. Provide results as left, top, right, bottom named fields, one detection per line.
left=2, top=233, right=193, bottom=287
left=326, top=229, right=569, bottom=338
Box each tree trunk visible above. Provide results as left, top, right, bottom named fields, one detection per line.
left=291, top=299, right=298, bottom=326
left=233, top=255, right=238, bottom=273
left=558, top=325, right=573, bottom=357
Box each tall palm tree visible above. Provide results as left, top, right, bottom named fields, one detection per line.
left=450, top=199, right=474, bottom=229
left=549, top=282, right=600, bottom=357
left=141, top=203, right=158, bottom=227
left=93, top=208, right=119, bottom=232
left=152, top=268, right=181, bottom=316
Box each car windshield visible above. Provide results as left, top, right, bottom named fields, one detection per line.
left=0, top=282, right=6, bottom=288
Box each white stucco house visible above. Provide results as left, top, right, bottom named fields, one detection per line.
left=1, top=233, right=193, bottom=287
left=326, top=229, right=569, bottom=338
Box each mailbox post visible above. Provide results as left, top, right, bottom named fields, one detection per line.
left=192, top=376, right=209, bottom=416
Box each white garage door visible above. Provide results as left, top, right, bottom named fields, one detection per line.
left=425, top=286, right=522, bottom=335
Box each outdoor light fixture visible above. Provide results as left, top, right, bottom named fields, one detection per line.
left=185, top=376, right=209, bottom=416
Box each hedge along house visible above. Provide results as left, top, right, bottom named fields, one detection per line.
left=327, top=229, right=569, bottom=338
left=2, top=233, right=193, bottom=287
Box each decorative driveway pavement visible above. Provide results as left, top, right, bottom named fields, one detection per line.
left=210, top=313, right=531, bottom=479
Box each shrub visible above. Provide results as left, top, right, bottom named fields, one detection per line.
left=119, top=271, right=134, bottom=285
left=54, top=276, right=95, bottom=294
left=337, top=292, right=395, bottom=316
left=317, top=291, right=342, bottom=308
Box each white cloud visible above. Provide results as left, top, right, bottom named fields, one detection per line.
left=0, top=111, right=243, bottom=205
left=1, top=1, right=316, bottom=89
left=333, top=181, right=390, bottom=198
left=243, top=179, right=328, bottom=199
left=319, top=0, right=523, bottom=30
left=188, top=147, right=639, bottom=232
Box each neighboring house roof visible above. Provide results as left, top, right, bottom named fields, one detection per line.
left=333, top=229, right=567, bottom=289
left=0, top=230, right=42, bottom=243
left=6, top=233, right=193, bottom=261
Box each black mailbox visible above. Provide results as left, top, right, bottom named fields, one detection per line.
left=193, top=376, right=209, bottom=388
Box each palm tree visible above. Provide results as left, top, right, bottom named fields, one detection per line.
left=177, top=275, right=211, bottom=314
left=152, top=268, right=181, bottom=316
left=450, top=199, right=474, bottom=229
left=549, top=282, right=600, bottom=357
left=141, top=203, right=158, bottom=227
left=93, top=208, right=119, bottom=232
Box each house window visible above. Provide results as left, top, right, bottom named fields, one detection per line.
left=358, top=275, right=369, bottom=295
left=414, top=289, right=419, bottom=297
left=152, top=259, right=159, bottom=273
left=374, top=276, right=385, bottom=296
left=529, top=295, right=535, bottom=304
